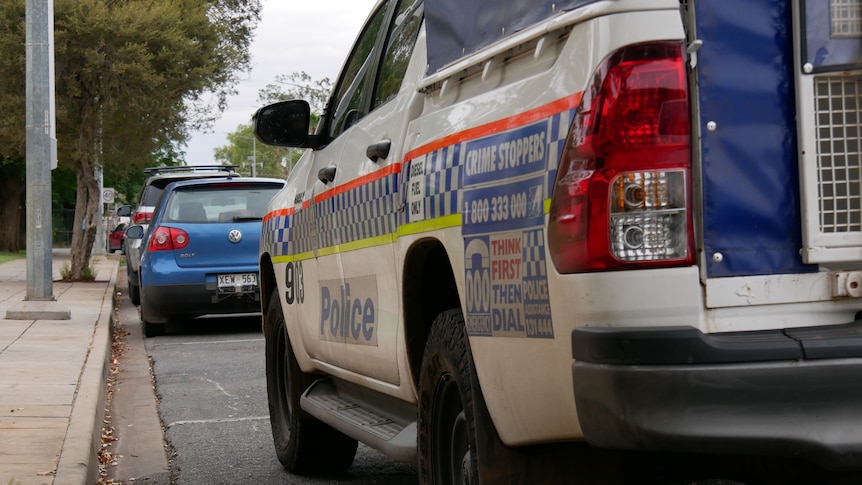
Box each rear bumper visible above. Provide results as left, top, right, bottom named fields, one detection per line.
left=571, top=322, right=862, bottom=470
left=141, top=282, right=261, bottom=323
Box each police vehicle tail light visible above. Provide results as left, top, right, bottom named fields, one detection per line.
left=610, top=170, right=687, bottom=261
left=133, top=210, right=152, bottom=225
left=148, top=226, right=190, bottom=251
left=548, top=42, right=693, bottom=273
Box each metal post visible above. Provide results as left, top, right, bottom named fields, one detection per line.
left=94, top=163, right=105, bottom=254
left=94, top=100, right=105, bottom=254
left=8, top=0, right=69, bottom=319
left=24, top=0, right=53, bottom=301
left=244, top=135, right=258, bottom=177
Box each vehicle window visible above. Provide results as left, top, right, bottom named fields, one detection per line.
left=372, top=0, right=423, bottom=108
left=328, top=0, right=395, bottom=139
left=163, top=186, right=282, bottom=223
left=141, top=185, right=165, bottom=206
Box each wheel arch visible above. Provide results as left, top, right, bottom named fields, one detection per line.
left=402, top=237, right=461, bottom=390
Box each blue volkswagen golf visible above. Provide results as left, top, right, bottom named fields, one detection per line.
left=130, top=176, right=285, bottom=337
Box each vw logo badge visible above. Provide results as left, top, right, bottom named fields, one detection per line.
left=228, top=229, right=243, bottom=243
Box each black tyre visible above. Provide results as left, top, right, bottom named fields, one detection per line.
left=418, top=309, right=480, bottom=485
left=139, top=288, right=164, bottom=337
left=127, top=268, right=141, bottom=306
left=264, top=290, right=357, bottom=474
left=142, top=319, right=164, bottom=338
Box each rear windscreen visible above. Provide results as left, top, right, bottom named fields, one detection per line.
left=142, top=175, right=235, bottom=207
left=425, top=0, right=602, bottom=72
left=140, top=185, right=166, bottom=207
left=163, top=185, right=282, bottom=223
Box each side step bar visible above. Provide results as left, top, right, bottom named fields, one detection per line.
left=300, top=378, right=417, bottom=463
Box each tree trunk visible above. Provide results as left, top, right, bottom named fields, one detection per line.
left=0, top=173, right=25, bottom=253
left=68, top=160, right=99, bottom=279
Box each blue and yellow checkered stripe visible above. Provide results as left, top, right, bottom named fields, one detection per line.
left=417, top=144, right=461, bottom=222
left=263, top=99, right=579, bottom=260
left=262, top=207, right=317, bottom=260
left=522, top=228, right=547, bottom=278
left=288, top=208, right=317, bottom=256
left=317, top=174, right=400, bottom=249
left=261, top=212, right=289, bottom=256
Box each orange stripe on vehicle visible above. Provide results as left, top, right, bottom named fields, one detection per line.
left=289, top=93, right=582, bottom=206
left=313, top=162, right=404, bottom=203
left=263, top=207, right=293, bottom=223
left=402, top=92, right=583, bottom=162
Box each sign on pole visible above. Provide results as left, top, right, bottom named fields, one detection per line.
left=102, top=188, right=115, bottom=204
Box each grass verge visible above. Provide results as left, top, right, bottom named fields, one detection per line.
left=0, top=251, right=25, bottom=265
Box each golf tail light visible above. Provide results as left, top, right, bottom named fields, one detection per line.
left=548, top=42, right=693, bottom=273
left=148, top=226, right=190, bottom=251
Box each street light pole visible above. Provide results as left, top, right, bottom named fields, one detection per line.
left=240, top=134, right=257, bottom=177
left=252, top=136, right=257, bottom=177
left=7, top=0, right=70, bottom=320
left=24, top=0, right=54, bottom=300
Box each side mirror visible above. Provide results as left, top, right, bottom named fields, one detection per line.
left=117, top=205, right=132, bottom=217
left=253, top=100, right=315, bottom=148
left=124, top=225, right=145, bottom=239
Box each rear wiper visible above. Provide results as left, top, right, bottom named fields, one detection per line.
left=232, top=216, right=262, bottom=222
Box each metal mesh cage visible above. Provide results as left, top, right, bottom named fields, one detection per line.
left=831, top=0, right=862, bottom=38
left=816, top=74, right=862, bottom=233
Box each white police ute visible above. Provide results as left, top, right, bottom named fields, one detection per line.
left=253, top=0, right=862, bottom=481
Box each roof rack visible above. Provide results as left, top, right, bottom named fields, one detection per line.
left=143, top=165, right=239, bottom=177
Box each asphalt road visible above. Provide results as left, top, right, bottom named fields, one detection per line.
left=107, top=275, right=418, bottom=485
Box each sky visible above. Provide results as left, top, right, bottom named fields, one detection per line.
left=184, top=0, right=379, bottom=165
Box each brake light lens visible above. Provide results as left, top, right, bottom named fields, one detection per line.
left=548, top=42, right=693, bottom=273
left=147, top=226, right=190, bottom=251
left=133, top=211, right=152, bottom=225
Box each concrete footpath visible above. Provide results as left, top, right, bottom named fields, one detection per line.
left=0, top=249, right=118, bottom=485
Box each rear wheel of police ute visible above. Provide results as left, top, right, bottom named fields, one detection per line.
left=419, top=309, right=480, bottom=485
left=264, top=289, right=358, bottom=474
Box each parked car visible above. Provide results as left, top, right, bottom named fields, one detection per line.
left=117, top=165, right=239, bottom=305
left=106, top=223, right=126, bottom=254
left=125, top=176, right=285, bottom=337
left=252, top=0, right=862, bottom=481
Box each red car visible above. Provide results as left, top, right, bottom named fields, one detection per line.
left=107, top=223, right=126, bottom=254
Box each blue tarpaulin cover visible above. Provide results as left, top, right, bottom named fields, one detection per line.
left=696, top=0, right=816, bottom=277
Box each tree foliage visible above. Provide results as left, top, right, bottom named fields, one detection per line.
left=0, top=0, right=261, bottom=276
left=258, top=71, right=332, bottom=118
left=213, top=123, right=296, bottom=179
left=216, top=71, right=332, bottom=179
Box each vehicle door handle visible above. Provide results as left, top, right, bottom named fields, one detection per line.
left=318, top=166, right=337, bottom=184
left=366, top=140, right=391, bottom=162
